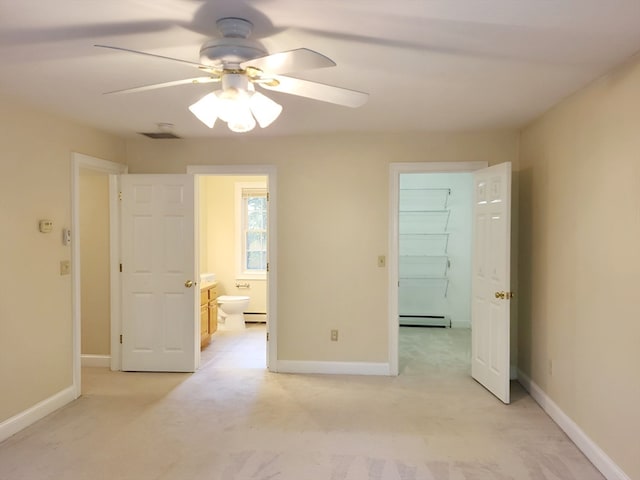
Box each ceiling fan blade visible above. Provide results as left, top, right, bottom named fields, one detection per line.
left=260, top=76, right=368, bottom=108
left=241, top=48, right=336, bottom=75
left=95, top=44, right=220, bottom=73
left=1, top=21, right=175, bottom=46
left=104, top=77, right=220, bottom=95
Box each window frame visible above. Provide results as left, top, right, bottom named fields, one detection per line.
left=235, top=182, right=268, bottom=280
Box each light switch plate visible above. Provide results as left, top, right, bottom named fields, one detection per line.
left=60, top=260, right=70, bottom=275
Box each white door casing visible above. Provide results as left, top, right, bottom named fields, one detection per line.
left=471, top=162, right=512, bottom=404
left=120, top=174, right=197, bottom=372
left=187, top=164, right=278, bottom=372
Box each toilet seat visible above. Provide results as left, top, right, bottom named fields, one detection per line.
left=217, top=295, right=250, bottom=303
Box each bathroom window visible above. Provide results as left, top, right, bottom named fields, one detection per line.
left=236, top=182, right=267, bottom=279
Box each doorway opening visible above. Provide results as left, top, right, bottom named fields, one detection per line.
left=72, top=160, right=277, bottom=386
left=198, top=174, right=269, bottom=370
left=71, top=153, right=127, bottom=396
left=388, top=162, right=487, bottom=376
left=189, top=164, right=278, bottom=372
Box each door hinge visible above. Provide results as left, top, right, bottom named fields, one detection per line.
left=266, top=262, right=269, bottom=272
left=266, top=192, right=270, bottom=201
left=119, top=263, right=123, bottom=272
left=119, top=334, right=123, bottom=344
left=118, top=191, right=122, bottom=201
left=266, top=332, right=269, bottom=341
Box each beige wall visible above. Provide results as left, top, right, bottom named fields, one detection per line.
left=200, top=175, right=268, bottom=313
left=79, top=170, right=111, bottom=355
left=518, top=56, right=640, bottom=479
left=0, top=95, right=125, bottom=423
left=126, top=131, right=518, bottom=362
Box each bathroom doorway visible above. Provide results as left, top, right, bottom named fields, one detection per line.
left=190, top=165, right=277, bottom=371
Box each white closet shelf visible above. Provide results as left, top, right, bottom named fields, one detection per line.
left=399, top=211, right=451, bottom=232
left=400, top=276, right=449, bottom=280
left=399, top=188, right=450, bottom=210
left=399, top=186, right=452, bottom=305
left=400, top=233, right=450, bottom=256
left=399, top=277, right=449, bottom=297
left=399, top=209, right=449, bottom=213
left=400, top=233, right=450, bottom=236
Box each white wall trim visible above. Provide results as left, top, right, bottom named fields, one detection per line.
left=108, top=174, right=123, bottom=372
left=0, top=386, right=75, bottom=443
left=81, top=354, right=112, bottom=368
left=276, top=360, right=391, bottom=376
left=518, top=370, right=630, bottom=480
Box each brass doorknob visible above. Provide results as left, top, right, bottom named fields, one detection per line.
left=495, top=291, right=515, bottom=299
left=185, top=280, right=194, bottom=288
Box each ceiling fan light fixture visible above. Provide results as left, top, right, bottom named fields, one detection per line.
left=227, top=106, right=256, bottom=133
left=216, top=86, right=250, bottom=123
left=189, top=73, right=282, bottom=133
left=188, top=92, right=219, bottom=128
left=250, top=91, right=283, bottom=128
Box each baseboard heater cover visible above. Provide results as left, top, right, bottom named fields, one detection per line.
left=244, top=312, right=267, bottom=323
left=399, top=315, right=451, bottom=328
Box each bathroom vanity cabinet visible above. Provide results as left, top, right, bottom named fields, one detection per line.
left=200, top=283, right=219, bottom=348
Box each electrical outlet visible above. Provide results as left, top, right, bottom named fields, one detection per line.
left=377, top=255, right=386, bottom=267
left=331, top=329, right=339, bottom=341
left=60, top=260, right=71, bottom=276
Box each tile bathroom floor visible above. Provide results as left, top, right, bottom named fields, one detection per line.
left=200, top=322, right=267, bottom=369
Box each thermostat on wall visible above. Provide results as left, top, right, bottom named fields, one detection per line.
left=38, top=219, right=53, bottom=233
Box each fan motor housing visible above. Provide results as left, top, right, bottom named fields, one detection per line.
left=199, top=38, right=267, bottom=65
left=200, top=17, right=267, bottom=66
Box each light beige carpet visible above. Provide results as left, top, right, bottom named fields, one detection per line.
left=0, top=326, right=603, bottom=479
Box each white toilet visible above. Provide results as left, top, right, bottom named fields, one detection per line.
left=217, top=295, right=250, bottom=330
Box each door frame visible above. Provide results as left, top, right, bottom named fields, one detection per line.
left=388, top=161, right=487, bottom=375
left=187, top=164, right=278, bottom=371
left=71, top=153, right=127, bottom=397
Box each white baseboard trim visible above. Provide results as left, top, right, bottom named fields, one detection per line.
left=276, top=360, right=391, bottom=376
left=81, top=354, right=111, bottom=368
left=0, top=385, right=76, bottom=443
left=518, top=370, right=630, bottom=480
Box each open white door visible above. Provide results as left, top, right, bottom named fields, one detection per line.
left=120, top=174, right=197, bottom=372
left=471, top=162, right=512, bottom=403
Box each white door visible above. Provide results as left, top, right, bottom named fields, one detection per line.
left=120, top=174, right=197, bottom=372
left=471, top=162, right=512, bottom=404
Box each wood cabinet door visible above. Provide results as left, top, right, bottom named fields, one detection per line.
left=200, top=305, right=209, bottom=336
left=208, top=301, right=218, bottom=334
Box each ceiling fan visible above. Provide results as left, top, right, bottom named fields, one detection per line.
left=96, top=17, right=369, bottom=133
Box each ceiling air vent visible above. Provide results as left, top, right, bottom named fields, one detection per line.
left=138, top=131, right=181, bottom=139
left=138, top=123, right=181, bottom=139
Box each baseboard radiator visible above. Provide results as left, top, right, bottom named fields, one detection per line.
left=399, top=315, right=451, bottom=328
left=244, top=312, right=267, bottom=323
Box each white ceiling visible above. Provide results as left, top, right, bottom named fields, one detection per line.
left=1, top=0, right=640, bottom=138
